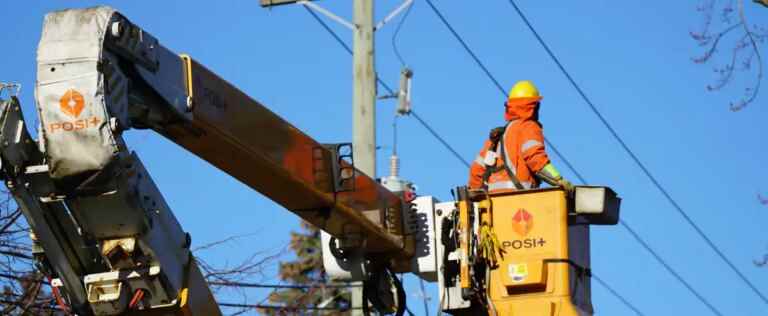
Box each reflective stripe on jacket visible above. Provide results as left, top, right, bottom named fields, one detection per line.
left=468, top=99, right=551, bottom=192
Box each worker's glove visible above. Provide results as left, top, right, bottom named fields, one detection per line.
left=557, top=178, right=575, bottom=195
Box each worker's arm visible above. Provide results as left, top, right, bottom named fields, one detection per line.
left=518, top=121, right=574, bottom=191
left=468, top=140, right=493, bottom=189
left=538, top=163, right=574, bottom=193
left=518, top=121, right=550, bottom=174
left=537, top=163, right=563, bottom=186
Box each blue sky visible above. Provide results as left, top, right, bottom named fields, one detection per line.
left=2, top=1, right=768, bottom=315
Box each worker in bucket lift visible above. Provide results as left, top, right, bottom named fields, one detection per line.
left=468, top=80, right=574, bottom=193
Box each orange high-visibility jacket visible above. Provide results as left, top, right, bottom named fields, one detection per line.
left=468, top=97, right=551, bottom=192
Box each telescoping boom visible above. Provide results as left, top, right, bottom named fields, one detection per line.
left=0, top=6, right=413, bottom=315
left=0, top=5, right=621, bottom=316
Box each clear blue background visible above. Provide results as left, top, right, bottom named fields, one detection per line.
left=1, top=1, right=767, bottom=315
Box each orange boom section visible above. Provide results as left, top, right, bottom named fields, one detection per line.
left=159, top=57, right=408, bottom=255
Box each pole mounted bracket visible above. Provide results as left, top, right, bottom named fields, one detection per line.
left=280, top=0, right=414, bottom=32
left=374, top=0, right=413, bottom=31
left=298, top=0, right=356, bottom=30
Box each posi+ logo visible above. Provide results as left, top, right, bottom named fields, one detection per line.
left=60, top=89, right=85, bottom=118
left=512, top=209, right=534, bottom=237
left=48, top=89, right=101, bottom=133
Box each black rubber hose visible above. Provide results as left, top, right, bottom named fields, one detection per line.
left=362, top=268, right=407, bottom=316
left=390, top=270, right=407, bottom=316
left=362, top=280, right=371, bottom=316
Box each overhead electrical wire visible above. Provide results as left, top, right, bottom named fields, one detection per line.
left=571, top=168, right=722, bottom=315
left=591, top=273, right=644, bottom=316
left=421, top=0, right=582, bottom=179
left=422, top=0, right=725, bottom=314
left=392, top=0, right=415, bottom=67
left=305, top=2, right=646, bottom=314
left=411, top=110, right=470, bottom=167
left=304, top=5, right=398, bottom=95
left=208, top=281, right=360, bottom=289
left=618, top=218, right=722, bottom=315
left=219, top=302, right=360, bottom=311
left=303, top=5, right=352, bottom=54
left=304, top=4, right=469, bottom=168
left=506, top=0, right=768, bottom=307
left=303, top=2, right=660, bottom=315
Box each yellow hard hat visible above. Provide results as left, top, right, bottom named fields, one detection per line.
left=507, top=80, right=540, bottom=100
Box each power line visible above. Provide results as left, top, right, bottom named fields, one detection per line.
left=304, top=5, right=351, bottom=54
left=208, top=281, right=361, bottom=289
left=305, top=4, right=468, bottom=168
left=506, top=0, right=768, bottom=306
left=421, top=0, right=718, bottom=314
left=392, top=0, right=415, bottom=67
left=424, top=0, right=505, bottom=94
left=411, top=110, right=470, bottom=168
left=591, top=272, right=644, bottom=316
left=422, top=0, right=575, bottom=173
left=219, top=302, right=360, bottom=311
left=543, top=137, right=588, bottom=185
left=565, top=160, right=722, bottom=315
left=618, top=219, right=722, bottom=315
left=306, top=4, right=648, bottom=315
left=304, top=5, right=396, bottom=96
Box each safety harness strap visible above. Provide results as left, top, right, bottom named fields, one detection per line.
left=498, top=127, right=525, bottom=190
left=481, top=123, right=524, bottom=190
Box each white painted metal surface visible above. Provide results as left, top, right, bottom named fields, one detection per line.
left=434, top=200, right=472, bottom=311
left=407, top=196, right=438, bottom=282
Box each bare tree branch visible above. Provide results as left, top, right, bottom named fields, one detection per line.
left=757, top=253, right=768, bottom=266
left=692, top=0, right=768, bottom=110
left=192, top=233, right=261, bottom=253
left=759, top=193, right=768, bottom=205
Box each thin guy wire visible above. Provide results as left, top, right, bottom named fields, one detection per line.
left=507, top=0, right=768, bottom=306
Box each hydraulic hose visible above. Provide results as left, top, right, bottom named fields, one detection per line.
left=362, top=267, right=407, bottom=316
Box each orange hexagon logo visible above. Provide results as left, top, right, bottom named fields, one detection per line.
left=512, top=209, right=534, bottom=237
left=59, top=89, right=85, bottom=118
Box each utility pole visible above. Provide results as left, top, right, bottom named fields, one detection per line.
left=353, top=0, right=376, bottom=178
left=260, top=1, right=413, bottom=314
left=351, top=1, right=375, bottom=314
